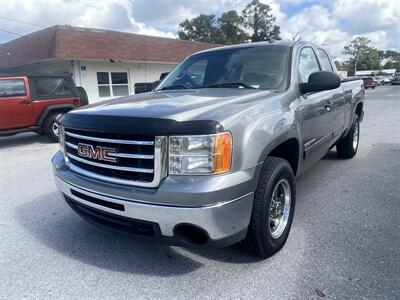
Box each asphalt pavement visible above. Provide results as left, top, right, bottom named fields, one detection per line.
left=0, top=85, right=399, bottom=299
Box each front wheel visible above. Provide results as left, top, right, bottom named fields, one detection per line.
left=241, top=157, right=296, bottom=258
left=336, top=115, right=360, bottom=158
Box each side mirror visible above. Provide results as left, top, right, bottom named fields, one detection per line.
left=159, top=72, right=169, bottom=81
left=299, top=71, right=341, bottom=94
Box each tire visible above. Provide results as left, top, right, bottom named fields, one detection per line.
left=372, top=86, right=376, bottom=89
left=43, top=113, right=61, bottom=142
left=77, top=86, right=89, bottom=106
left=336, top=115, right=360, bottom=159
left=241, top=157, right=296, bottom=258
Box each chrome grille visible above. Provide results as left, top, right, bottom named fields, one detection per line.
left=63, top=128, right=167, bottom=187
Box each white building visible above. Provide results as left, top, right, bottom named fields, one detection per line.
left=355, top=69, right=397, bottom=76
left=0, top=25, right=217, bottom=103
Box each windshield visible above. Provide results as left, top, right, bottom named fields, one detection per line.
left=156, top=45, right=290, bottom=91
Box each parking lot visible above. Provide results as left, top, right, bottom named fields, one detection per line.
left=0, top=85, right=399, bottom=299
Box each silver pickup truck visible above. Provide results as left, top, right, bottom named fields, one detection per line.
left=53, top=41, right=364, bottom=258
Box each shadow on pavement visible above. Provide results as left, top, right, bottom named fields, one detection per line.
left=0, top=132, right=53, bottom=150
left=15, top=192, right=261, bottom=277
left=15, top=143, right=399, bottom=280
left=321, top=150, right=340, bottom=160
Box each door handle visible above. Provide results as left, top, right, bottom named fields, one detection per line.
left=19, top=100, right=30, bottom=105
left=325, top=104, right=333, bottom=112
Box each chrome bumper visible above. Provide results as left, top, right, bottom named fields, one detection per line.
left=55, top=175, right=254, bottom=241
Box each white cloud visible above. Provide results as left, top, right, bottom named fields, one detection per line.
left=332, top=0, right=400, bottom=51
left=0, top=0, right=398, bottom=56
left=278, top=4, right=350, bottom=57
left=285, top=5, right=337, bottom=31
left=0, top=0, right=177, bottom=41
left=332, top=0, right=399, bottom=33
left=355, top=30, right=389, bottom=50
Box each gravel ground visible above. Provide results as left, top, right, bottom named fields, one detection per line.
left=0, top=85, right=399, bottom=299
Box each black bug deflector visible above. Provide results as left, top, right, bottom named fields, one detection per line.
left=60, top=113, right=224, bottom=135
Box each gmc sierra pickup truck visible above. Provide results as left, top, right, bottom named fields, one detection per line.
left=53, top=41, right=364, bottom=258
left=0, top=74, right=88, bottom=142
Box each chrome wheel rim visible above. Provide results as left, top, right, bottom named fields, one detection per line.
left=52, top=121, right=59, bottom=136
left=353, top=120, right=359, bottom=150
left=269, top=179, right=291, bottom=239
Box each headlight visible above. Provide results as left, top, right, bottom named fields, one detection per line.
left=58, top=125, right=65, bottom=155
left=169, top=132, right=232, bottom=175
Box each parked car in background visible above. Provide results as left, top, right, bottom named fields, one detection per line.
left=362, top=77, right=377, bottom=89
left=0, top=74, right=88, bottom=142
left=53, top=41, right=364, bottom=258
left=134, top=72, right=170, bottom=94
left=374, top=76, right=385, bottom=85
left=134, top=82, right=154, bottom=94
left=383, top=76, right=392, bottom=85
left=391, top=76, right=400, bottom=85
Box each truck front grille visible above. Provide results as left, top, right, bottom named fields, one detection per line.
left=64, top=128, right=167, bottom=187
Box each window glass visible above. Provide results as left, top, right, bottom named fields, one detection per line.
left=318, top=49, right=334, bottom=72
left=97, top=72, right=129, bottom=97
left=298, top=47, right=321, bottom=83
left=0, top=79, right=26, bottom=97
left=112, top=85, right=129, bottom=96
left=33, top=77, right=71, bottom=96
left=97, top=72, right=109, bottom=84
left=111, top=72, right=128, bottom=84
left=98, top=86, right=111, bottom=97
left=186, top=60, right=207, bottom=86
left=157, top=45, right=290, bottom=91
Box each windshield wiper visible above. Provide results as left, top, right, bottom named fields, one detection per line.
left=205, top=82, right=256, bottom=89
left=159, top=85, right=187, bottom=91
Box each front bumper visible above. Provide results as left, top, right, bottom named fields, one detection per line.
left=53, top=152, right=257, bottom=246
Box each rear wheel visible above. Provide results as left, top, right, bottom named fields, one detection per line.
left=241, top=157, right=295, bottom=258
left=336, top=115, right=360, bottom=158
left=77, top=87, right=89, bottom=106
left=43, top=113, right=61, bottom=142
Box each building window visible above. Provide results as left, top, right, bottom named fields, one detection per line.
left=97, top=72, right=129, bottom=98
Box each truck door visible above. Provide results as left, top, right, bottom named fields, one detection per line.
left=297, top=47, right=335, bottom=169
left=317, top=48, right=346, bottom=141
left=0, top=77, right=33, bottom=130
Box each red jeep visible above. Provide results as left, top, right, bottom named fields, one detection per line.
left=0, top=74, right=88, bottom=142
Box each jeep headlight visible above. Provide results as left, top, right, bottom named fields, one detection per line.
left=169, top=132, right=232, bottom=175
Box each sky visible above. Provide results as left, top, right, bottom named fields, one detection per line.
left=0, top=0, right=399, bottom=60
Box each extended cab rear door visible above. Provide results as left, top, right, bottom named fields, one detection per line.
left=0, top=77, right=33, bottom=130
left=317, top=48, right=346, bottom=141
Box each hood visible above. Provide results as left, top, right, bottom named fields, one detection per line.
left=61, top=88, right=280, bottom=135
left=73, top=89, right=278, bottom=120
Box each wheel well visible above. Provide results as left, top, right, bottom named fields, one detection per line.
left=36, top=105, right=74, bottom=127
left=268, top=138, right=299, bottom=175
left=355, top=102, right=363, bottom=118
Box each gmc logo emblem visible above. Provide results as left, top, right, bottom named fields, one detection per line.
left=77, top=143, right=118, bottom=163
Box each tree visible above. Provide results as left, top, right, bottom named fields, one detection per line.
left=178, top=1, right=281, bottom=44
left=178, top=14, right=222, bottom=43
left=379, top=50, right=400, bottom=70
left=334, top=60, right=342, bottom=70
left=343, top=36, right=381, bottom=75
left=218, top=10, right=247, bottom=44
left=241, top=0, right=281, bottom=42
